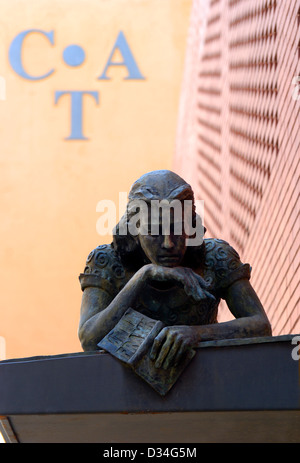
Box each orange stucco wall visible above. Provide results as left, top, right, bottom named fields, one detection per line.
left=0, top=0, right=192, bottom=359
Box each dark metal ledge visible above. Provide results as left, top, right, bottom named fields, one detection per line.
left=0, top=334, right=299, bottom=442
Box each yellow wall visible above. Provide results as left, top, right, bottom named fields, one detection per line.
left=0, top=0, right=192, bottom=359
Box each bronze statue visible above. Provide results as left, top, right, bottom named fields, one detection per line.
left=78, top=170, right=271, bottom=392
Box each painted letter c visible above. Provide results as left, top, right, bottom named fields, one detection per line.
left=9, top=29, right=54, bottom=80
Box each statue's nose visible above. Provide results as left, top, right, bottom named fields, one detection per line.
left=161, top=234, right=175, bottom=249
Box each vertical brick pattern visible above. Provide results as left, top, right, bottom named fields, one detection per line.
left=174, top=0, right=300, bottom=334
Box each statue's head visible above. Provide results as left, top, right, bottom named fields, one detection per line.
left=113, top=170, right=205, bottom=268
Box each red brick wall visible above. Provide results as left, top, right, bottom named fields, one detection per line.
left=174, top=0, right=300, bottom=334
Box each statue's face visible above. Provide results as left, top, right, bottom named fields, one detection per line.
left=138, top=210, right=187, bottom=267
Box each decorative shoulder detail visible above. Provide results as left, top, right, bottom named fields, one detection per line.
left=79, top=244, right=126, bottom=293
left=203, top=238, right=251, bottom=295
left=204, top=238, right=241, bottom=267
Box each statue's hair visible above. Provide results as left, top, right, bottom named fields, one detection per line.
left=112, top=170, right=205, bottom=269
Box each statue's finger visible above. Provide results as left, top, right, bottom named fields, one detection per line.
left=203, top=289, right=216, bottom=301
left=162, top=339, right=182, bottom=370
left=149, top=328, right=167, bottom=360
left=184, top=278, right=201, bottom=301
left=154, top=335, right=174, bottom=369
left=173, top=342, right=191, bottom=367
left=195, top=273, right=210, bottom=288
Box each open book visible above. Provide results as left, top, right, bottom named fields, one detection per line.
left=98, top=308, right=195, bottom=395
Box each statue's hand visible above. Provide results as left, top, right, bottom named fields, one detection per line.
left=167, top=267, right=215, bottom=302
left=138, top=264, right=215, bottom=302
left=150, top=325, right=197, bottom=370
left=136, top=263, right=167, bottom=283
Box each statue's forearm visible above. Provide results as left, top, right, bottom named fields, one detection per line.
left=190, top=277, right=272, bottom=345
left=192, top=313, right=272, bottom=346
left=149, top=313, right=272, bottom=370
left=79, top=270, right=147, bottom=350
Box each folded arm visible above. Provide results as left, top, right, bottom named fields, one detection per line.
left=150, top=278, right=272, bottom=369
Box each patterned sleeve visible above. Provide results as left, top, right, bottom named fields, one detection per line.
left=204, top=239, right=251, bottom=297
left=78, top=244, right=126, bottom=297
